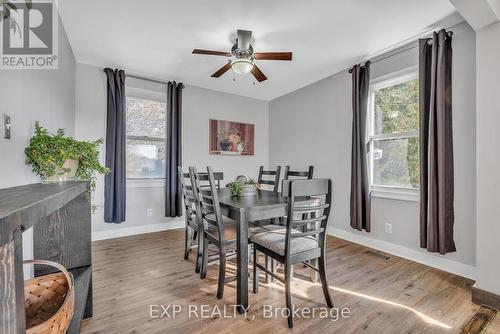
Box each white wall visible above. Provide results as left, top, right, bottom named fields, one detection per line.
left=0, top=18, right=76, bottom=189
left=0, top=17, right=76, bottom=277
left=475, top=21, right=500, bottom=295
left=74, top=63, right=269, bottom=239
left=268, top=21, right=476, bottom=277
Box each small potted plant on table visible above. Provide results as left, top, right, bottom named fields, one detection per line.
left=228, top=175, right=260, bottom=197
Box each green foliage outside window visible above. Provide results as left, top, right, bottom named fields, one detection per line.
left=373, top=79, right=419, bottom=188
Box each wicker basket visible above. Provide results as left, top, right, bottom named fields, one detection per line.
left=24, top=260, right=75, bottom=334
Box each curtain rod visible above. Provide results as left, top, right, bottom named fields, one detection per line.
left=126, top=73, right=184, bottom=88
left=348, top=31, right=453, bottom=73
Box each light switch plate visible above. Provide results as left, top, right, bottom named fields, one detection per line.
left=2, top=113, right=11, bottom=139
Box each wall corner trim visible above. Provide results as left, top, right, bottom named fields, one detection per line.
left=328, top=227, right=476, bottom=279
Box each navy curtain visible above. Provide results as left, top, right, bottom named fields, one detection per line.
left=419, top=30, right=455, bottom=254
left=103, top=68, right=126, bottom=223
left=165, top=81, right=184, bottom=217
left=349, top=61, right=371, bottom=232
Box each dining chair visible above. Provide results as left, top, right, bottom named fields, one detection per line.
left=280, top=166, right=317, bottom=279
left=257, top=166, right=281, bottom=192
left=251, top=178, right=334, bottom=328
left=191, top=166, right=269, bottom=298
left=178, top=167, right=203, bottom=273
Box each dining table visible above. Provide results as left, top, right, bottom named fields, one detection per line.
left=216, top=188, right=319, bottom=313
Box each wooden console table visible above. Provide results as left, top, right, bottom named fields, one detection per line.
left=0, top=182, right=92, bottom=334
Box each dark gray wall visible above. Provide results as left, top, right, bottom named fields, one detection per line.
left=268, top=21, right=476, bottom=272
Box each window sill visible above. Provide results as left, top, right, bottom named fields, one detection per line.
left=371, top=187, right=419, bottom=202
left=127, top=178, right=165, bottom=188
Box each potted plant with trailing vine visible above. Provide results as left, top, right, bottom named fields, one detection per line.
left=25, top=121, right=110, bottom=211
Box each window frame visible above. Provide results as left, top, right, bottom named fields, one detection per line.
left=125, top=92, right=167, bottom=183
left=368, top=66, right=419, bottom=202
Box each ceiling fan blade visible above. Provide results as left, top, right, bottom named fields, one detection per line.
left=251, top=65, right=268, bottom=82
left=237, top=29, right=252, bottom=51
left=211, top=62, right=232, bottom=78
left=254, top=52, right=293, bottom=61
left=192, top=49, right=232, bottom=57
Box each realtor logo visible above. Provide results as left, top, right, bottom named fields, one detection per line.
left=1, top=0, right=58, bottom=69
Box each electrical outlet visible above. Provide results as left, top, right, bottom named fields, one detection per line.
left=147, top=208, right=153, bottom=217
left=385, top=223, right=392, bottom=234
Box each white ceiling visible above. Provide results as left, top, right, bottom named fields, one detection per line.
left=59, top=0, right=460, bottom=101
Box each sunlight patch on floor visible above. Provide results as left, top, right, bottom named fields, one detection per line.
left=330, top=285, right=453, bottom=330
left=264, top=280, right=453, bottom=330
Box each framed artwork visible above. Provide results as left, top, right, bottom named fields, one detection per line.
left=209, top=119, right=255, bottom=156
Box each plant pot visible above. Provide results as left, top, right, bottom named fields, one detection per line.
left=239, top=184, right=257, bottom=196
left=43, top=159, right=78, bottom=183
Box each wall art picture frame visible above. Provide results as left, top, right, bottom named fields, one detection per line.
left=209, top=119, right=255, bottom=156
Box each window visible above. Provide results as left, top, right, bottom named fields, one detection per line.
left=369, top=71, right=419, bottom=192
left=126, top=96, right=166, bottom=179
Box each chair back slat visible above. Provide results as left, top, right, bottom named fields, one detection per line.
left=284, top=166, right=314, bottom=180
left=257, top=166, right=281, bottom=193
left=282, top=178, right=328, bottom=197
left=196, top=171, right=224, bottom=189
left=289, top=228, right=325, bottom=238
left=199, top=188, right=213, bottom=196
left=200, top=201, right=215, bottom=213
left=293, top=203, right=330, bottom=213
left=283, top=178, right=333, bottom=258
left=184, top=196, right=196, bottom=205
left=186, top=207, right=197, bottom=216
left=291, top=215, right=327, bottom=226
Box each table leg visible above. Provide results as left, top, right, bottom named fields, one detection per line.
left=236, top=210, right=249, bottom=314
left=0, top=229, right=26, bottom=334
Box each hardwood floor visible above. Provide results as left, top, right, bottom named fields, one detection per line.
left=487, top=317, right=500, bottom=334
left=81, top=230, right=498, bottom=334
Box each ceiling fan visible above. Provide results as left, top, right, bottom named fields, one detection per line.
left=192, top=29, right=292, bottom=82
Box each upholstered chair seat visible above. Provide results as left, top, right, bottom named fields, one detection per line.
left=251, top=228, right=319, bottom=256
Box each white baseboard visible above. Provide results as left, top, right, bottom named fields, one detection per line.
left=92, top=219, right=185, bottom=241
left=328, top=227, right=476, bottom=280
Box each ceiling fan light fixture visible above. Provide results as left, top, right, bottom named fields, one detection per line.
left=231, top=58, right=253, bottom=74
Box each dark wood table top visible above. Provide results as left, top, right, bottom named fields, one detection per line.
left=0, top=181, right=88, bottom=245
left=217, top=188, right=317, bottom=211
left=217, top=188, right=288, bottom=211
